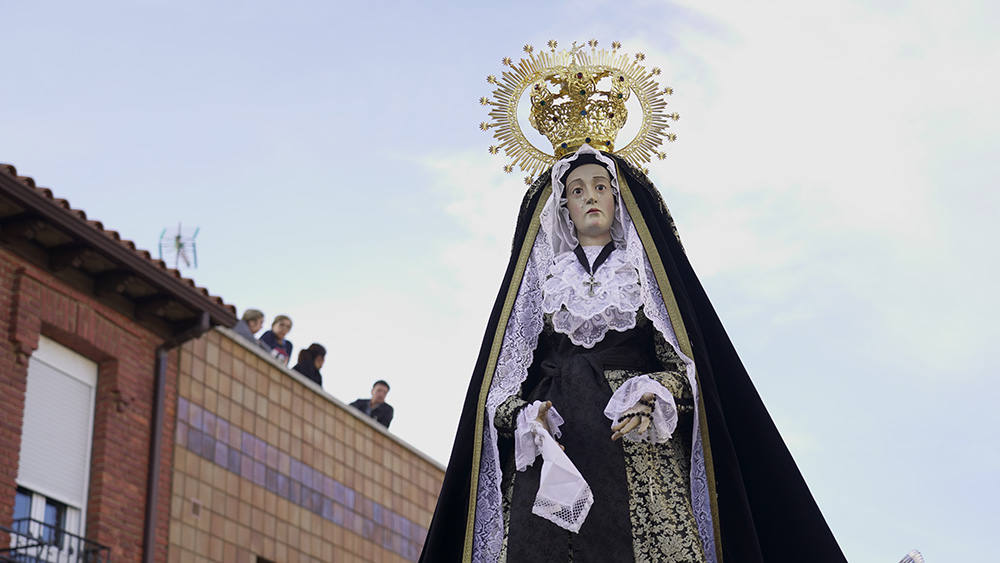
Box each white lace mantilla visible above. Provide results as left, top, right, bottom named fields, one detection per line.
left=542, top=246, right=642, bottom=348
left=472, top=145, right=719, bottom=563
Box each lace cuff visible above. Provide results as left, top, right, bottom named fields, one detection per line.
left=514, top=401, right=564, bottom=471
left=603, top=374, right=678, bottom=443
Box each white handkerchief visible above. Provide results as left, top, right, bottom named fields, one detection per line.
left=513, top=401, right=594, bottom=533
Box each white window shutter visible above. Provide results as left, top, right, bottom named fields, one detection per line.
left=17, top=336, right=97, bottom=514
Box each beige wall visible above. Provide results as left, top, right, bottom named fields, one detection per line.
left=167, top=328, right=444, bottom=562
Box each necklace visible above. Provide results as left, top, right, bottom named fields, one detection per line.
left=573, top=241, right=616, bottom=296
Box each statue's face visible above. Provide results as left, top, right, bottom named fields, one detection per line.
left=565, top=163, right=615, bottom=244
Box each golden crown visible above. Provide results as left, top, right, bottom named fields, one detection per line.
left=481, top=40, right=679, bottom=183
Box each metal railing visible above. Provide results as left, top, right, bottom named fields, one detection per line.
left=1, top=519, right=110, bottom=563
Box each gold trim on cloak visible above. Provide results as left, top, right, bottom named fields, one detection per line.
left=463, top=183, right=552, bottom=560
left=462, top=170, right=723, bottom=561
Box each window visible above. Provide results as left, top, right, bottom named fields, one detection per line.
left=12, top=487, right=31, bottom=535
left=11, top=487, right=66, bottom=545
left=15, top=336, right=97, bottom=540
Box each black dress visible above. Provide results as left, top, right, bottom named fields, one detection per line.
left=494, top=311, right=706, bottom=562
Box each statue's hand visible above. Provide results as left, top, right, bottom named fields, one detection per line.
left=535, top=400, right=564, bottom=450
left=611, top=392, right=655, bottom=441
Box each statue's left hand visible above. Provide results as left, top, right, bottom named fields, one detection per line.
left=611, top=392, right=655, bottom=441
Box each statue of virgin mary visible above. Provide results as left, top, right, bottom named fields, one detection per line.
left=420, top=41, right=848, bottom=563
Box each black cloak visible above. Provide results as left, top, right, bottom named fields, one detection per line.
left=420, top=155, right=847, bottom=563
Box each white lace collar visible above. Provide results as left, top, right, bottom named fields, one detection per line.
left=541, top=246, right=643, bottom=348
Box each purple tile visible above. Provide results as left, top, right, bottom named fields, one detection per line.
left=253, top=461, right=266, bottom=487
left=289, top=481, right=301, bottom=505
left=215, top=419, right=229, bottom=442
left=200, top=435, right=215, bottom=460
left=228, top=448, right=241, bottom=475
left=265, top=468, right=279, bottom=493
left=398, top=518, right=411, bottom=539
left=277, top=473, right=289, bottom=499
left=332, top=482, right=346, bottom=505
left=290, top=459, right=301, bottom=482
left=254, top=436, right=266, bottom=460
left=332, top=503, right=344, bottom=526
left=392, top=533, right=403, bottom=553
left=301, top=466, right=312, bottom=489
left=241, top=432, right=254, bottom=455
left=228, top=426, right=241, bottom=449
left=362, top=519, right=374, bottom=539
left=372, top=503, right=382, bottom=525
left=322, top=476, right=334, bottom=498
left=204, top=412, right=216, bottom=437
left=381, top=528, right=393, bottom=550
left=311, top=491, right=323, bottom=515
left=352, top=513, right=364, bottom=535
left=301, top=488, right=313, bottom=512
left=241, top=454, right=253, bottom=477
left=176, top=422, right=188, bottom=448
left=178, top=398, right=188, bottom=421
left=190, top=404, right=203, bottom=429
left=321, top=498, right=333, bottom=521
left=188, top=428, right=203, bottom=455
left=343, top=487, right=355, bottom=509
left=266, top=444, right=278, bottom=469
left=214, top=442, right=228, bottom=467
left=279, top=452, right=290, bottom=473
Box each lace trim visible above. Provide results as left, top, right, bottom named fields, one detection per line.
left=542, top=248, right=643, bottom=348
left=603, top=374, right=679, bottom=443
left=473, top=230, right=551, bottom=563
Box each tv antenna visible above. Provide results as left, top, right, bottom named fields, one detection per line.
left=158, top=222, right=200, bottom=269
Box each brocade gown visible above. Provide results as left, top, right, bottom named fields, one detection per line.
left=494, top=309, right=708, bottom=563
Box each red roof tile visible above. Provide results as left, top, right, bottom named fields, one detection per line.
left=0, top=163, right=235, bottom=316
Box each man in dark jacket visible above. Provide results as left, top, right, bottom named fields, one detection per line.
left=349, top=380, right=393, bottom=428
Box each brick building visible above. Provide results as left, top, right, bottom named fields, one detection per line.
left=0, top=164, right=444, bottom=562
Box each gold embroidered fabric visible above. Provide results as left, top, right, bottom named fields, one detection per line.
left=607, top=366, right=706, bottom=562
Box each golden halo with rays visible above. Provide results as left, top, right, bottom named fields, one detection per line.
left=480, top=40, right=679, bottom=183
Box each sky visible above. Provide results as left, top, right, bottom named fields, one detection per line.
left=2, top=1, right=998, bottom=560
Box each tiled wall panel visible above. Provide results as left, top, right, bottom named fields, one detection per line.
left=167, top=330, right=444, bottom=562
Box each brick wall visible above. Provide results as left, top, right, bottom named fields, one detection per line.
left=0, top=248, right=177, bottom=561
left=167, top=329, right=445, bottom=562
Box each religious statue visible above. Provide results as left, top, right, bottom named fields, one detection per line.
left=420, top=40, right=848, bottom=563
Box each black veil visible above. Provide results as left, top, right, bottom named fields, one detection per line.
left=420, top=155, right=847, bottom=563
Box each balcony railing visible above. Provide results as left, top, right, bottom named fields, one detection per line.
left=1, top=519, right=110, bottom=563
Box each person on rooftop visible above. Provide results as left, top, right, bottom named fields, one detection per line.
left=292, top=343, right=326, bottom=387
left=232, top=309, right=270, bottom=351
left=259, top=315, right=293, bottom=365
left=350, top=380, right=393, bottom=429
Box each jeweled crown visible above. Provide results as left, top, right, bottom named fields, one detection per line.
left=481, top=40, right=679, bottom=183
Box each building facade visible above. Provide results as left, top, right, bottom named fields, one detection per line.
left=0, top=164, right=444, bottom=562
